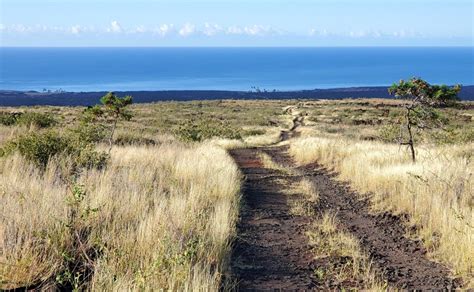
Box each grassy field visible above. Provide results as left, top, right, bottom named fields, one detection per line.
left=1, top=98, right=473, bottom=289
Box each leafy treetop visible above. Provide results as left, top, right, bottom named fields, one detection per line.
left=82, top=92, right=133, bottom=153
left=387, top=78, right=461, bottom=162
left=83, top=92, right=133, bottom=123
left=388, top=78, right=461, bottom=107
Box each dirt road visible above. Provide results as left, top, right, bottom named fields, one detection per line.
left=228, top=117, right=460, bottom=290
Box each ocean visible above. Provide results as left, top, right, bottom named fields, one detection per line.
left=0, top=47, right=473, bottom=92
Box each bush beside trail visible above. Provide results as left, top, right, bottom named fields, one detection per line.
left=0, top=111, right=56, bottom=128
left=0, top=129, right=108, bottom=170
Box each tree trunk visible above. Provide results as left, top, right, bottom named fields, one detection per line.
left=406, top=108, right=416, bottom=163
left=108, top=117, right=118, bottom=155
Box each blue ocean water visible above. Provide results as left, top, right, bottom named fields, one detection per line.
left=0, top=47, right=473, bottom=92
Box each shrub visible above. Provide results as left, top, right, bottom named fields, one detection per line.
left=1, top=130, right=108, bottom=170
left=175, top=119, right=242, bottom=142
left=69, top=123, right=107, bottom=144
left=0, top=112, right=20, bottom=126
left=72, top=144, right=109, bottom=170
left=242, top=129, right=266, bottom=137
left=430, top=126, right=474, bottom=144
left=113, top=133, right=156, bottom=146
left=378, top=124, right=400, bottom=143
left=16, top=112, right=57, bottom=128
left=2, top=131, right=68, bottom=168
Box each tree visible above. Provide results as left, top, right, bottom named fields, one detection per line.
left=388, top=78, right=461, bottom=162
left=83, top=92, right=133, bottom=154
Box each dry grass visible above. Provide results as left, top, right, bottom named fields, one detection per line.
left=297, top=178, right=319, bottom=203
left=289, top=199, right=316, bottom=217
left=307, top=212, right=385, bottom=289
left=0, top=142, right=241, bottom=290
left=208, top=127, right=282, bottom=150
left=289, top=136, right=474, bottom=286
left=257, top=152, right=289, bottom=173
left=288, top=178, right=319, bottom=216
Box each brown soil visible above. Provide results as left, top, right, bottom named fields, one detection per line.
left=228, top=118, right=461, bottom=290
left=229, top=147, right=317, bottom=290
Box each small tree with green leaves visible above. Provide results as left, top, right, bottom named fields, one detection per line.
left=83, top=92, right=133, bottom=154
left=388, top=78, right=461, bottom=162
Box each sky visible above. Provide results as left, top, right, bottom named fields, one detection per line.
left=0, top=0, right=473, bottom=47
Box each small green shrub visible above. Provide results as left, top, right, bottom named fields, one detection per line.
left=242, top=129, right=266, bottom=137
left=114, top=133, right=156, bottom=146
left=323, top=126, right=344, bottom=134
left=0, top=112, right=20, bottom=126
left=2, top=131, right=68, bottom=168
left=1, top=130, right=108, bottom=170
left=430, top=127, right=474, bottom=144
left=72, top=144, right=109, bottom=169
left=69, top=123, right=107, bottom=144
left=175, top=119, right=242, bottom=142
left=16, top=112, right=57, bottom=128
left=378, top=124, right=400, bottom=143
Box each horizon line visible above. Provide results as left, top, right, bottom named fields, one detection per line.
left=3, top=84, right=473, bottom=93
left=1, top=45, right=474, bottom=48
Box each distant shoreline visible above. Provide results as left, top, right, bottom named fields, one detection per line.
left=1, top=86, right=473, bottom=107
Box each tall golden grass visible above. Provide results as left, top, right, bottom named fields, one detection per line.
left=289, top=136, right=473, bottom=285
left=0, top=142, right=241, bottom=290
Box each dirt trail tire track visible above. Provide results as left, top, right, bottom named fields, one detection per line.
left=229, top=114, right=461, bottom=290
left=228, top=147, right=317, bottom=290
left=303, top=165, right=461, bottom=289
left=265, top=148, right=461, bottom=290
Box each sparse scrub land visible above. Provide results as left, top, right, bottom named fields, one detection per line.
left=1, top=91, right=473, bottom=289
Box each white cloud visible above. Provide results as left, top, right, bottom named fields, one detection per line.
left=244, top=25, right=266, bottom=36
left=349, top=30, right=368, bottom=38
left=226, top=25, right=243, bottom=35
left=392, top=29, right=421, bottom=38
left=107, top=20, right=122, bottom=33
left=307, top=28, right=420, bottom=39
left=10, top=24, right=30, bottom=33
left=242, top=25, right=283, bottom=36
left=179, top=23, right=195, bottom=37
left=224, top=24, right=280, bottom=37
left=1, top=22, right=430, bottom=41
left=203, top=23, right=222, bottom=36
left=394, top=30, right=409, bottom=38
left=70, top=25, right=82, bottom=35
left=131, top=25, right=147, bottom=33
left=153, top=24, right=174, bottom=36
left=309, top=28, right=329, bottom=37
left=69, top=25, right=97, bottom=35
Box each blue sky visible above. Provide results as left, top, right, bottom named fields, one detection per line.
left=1, top=0, right=473, bottom=47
